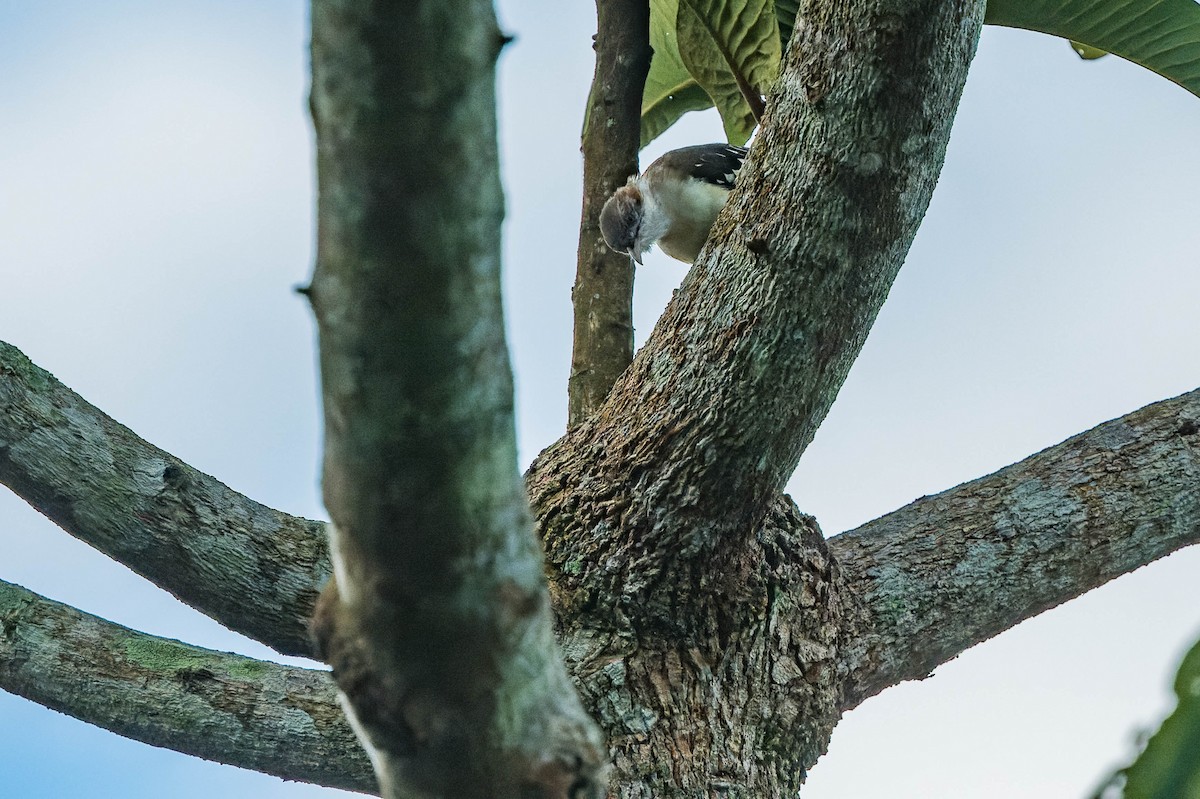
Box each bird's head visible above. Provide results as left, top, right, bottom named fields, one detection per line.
left=599, top=181, right=652, bottom=264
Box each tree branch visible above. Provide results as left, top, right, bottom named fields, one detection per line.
left=0, top=340, right=327, bottom=657
left=568, top=0, right=651, bottom=426
left=534, top=0, right=986, bottom=586
left=831, top=388, right=1200, bottom=706
left=0, top=578, right=374, bottom=794
left=307, top=2, right=606, bottom=798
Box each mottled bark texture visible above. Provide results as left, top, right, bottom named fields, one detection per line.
left=4, top=373, right=1197, bottom=794
left=306, top=2, right=605, bottom=799
left=833, top=387, right=1200, bottom=706
left=544, top=0, right=986, bottom=572
left=0, top=578, right=374, bottom=793
left=527, top=0, right=988, bottom=794
left=543, top=496, right=866, bottom=796
left=568, top=0, right=652, bottom=426
left=0, top=340, right=327, bottom=657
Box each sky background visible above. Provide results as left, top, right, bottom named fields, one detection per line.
left=1, top=1, right=1198, bottom=797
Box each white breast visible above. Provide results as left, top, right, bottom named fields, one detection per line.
left=653, top=177, right=730, bottom=263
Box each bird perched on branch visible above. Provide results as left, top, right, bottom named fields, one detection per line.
left=599, top=143, right=748, bottom=264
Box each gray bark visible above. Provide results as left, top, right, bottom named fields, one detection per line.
left=306, top=2, right=605, bottom=797
left=0, top=340, right=326, bottom=657
left=0, top=578, right=374, bottom=793
left=833, top=387, right=1200, bottom=706
left=4, top=382, right=1196, bottom=794
left=525, top=0, right=988, bottom=794
left=539, top=0, right=986, bottom=567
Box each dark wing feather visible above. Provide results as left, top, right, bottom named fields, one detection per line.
left=663, top=143, right=748, bottom=189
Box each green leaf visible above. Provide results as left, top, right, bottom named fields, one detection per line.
left=775, top=0, right=799, bottom=49
left=985, top=0, right=1200, bottom=99
left=642, top=84, right=717, bottom=149
left=1093, top=638, right=1200, bottom=799
left=642, top=0, right=716, bottom=148
left=1070, top=39, right=1109, bottom=60
left=1123, top=638, right=1200, bottom=799
left=676, top=0, right=781, bottom=145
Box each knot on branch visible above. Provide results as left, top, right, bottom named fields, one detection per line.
left=542, top=489, right=867, bottom=795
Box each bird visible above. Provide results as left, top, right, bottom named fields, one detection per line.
left=599, top=143, right=749, bottom=264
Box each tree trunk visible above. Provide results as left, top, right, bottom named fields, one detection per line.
left=307, top=1, right=605, bottom=797
left=528, top=0, right=986, bottom=793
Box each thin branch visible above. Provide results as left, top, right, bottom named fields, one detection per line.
left=0, top=578, right=374, bottom=793
left=568, top=0, right=652, bottom=426
left=0, top=340, right=327, bottom=657
left=830, top=388, right=1200, bottom=706
left=307, top=2, right=606, bottom=798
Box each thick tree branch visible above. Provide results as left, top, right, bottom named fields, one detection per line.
left=0, top=340, right=326, bottom=657
left=534, top=0, right=986, bottom=596
left=568, top=0, right=651, bottom=426
left=831, top=388, right=1200, bottom=706
left=0, top=578, right=374, bottom=794
left=307, top=2, right=605, bottom=798
left=523, top=5, right=990, bottom=794
left=550, top=497, right=864, bottom=797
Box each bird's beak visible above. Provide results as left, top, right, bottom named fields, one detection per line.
left=629, top=249, right=643, bottom=265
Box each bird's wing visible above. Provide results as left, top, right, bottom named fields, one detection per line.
left=676, top=144, right=749, bottom=190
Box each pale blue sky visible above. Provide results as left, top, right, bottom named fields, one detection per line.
left=1, top=2, right=1198, bottom=797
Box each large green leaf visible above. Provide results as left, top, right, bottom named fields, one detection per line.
left=676, top=0, right=781, bottom=145
left=986, top=0, right=1200, bottom=99
left=775, top=0, right=799, bottom=50
left=642, top=0, right=716, bottom=148
left=1070, top=40, right=1109, bottom=60
left=642, top=0, right=1200, bottom=149
left=1093, top=638, right=1200, bottom=799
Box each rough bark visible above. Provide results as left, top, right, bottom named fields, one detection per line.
left=568, top=0, right=651, bottom=426
left=0, top=340, right=327, bottom=657
left=548, top=497, right=868, bottom=797
left=832, top=387, right=1200, bottom=706
left=307, top=2, right=606, bottom=798
left=541, top=0, right=986, bottom=577
left=526, top=1, right=988, bottom=793
left=0, top=578, right=374, bottom=793
left=7, top=382, right=1198, bottom=794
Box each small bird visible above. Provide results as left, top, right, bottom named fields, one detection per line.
left=599, top=143, right=749, bottom=264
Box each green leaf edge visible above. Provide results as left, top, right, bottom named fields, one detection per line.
left=675, top=0, right=778, bottom=145
left=986, top=0, right=1200, bottom=99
